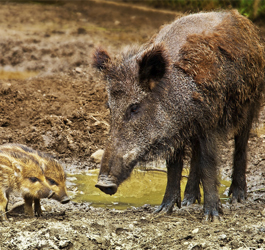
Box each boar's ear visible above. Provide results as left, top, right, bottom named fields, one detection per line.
left=138, top=44, right=169, bottom=91
left=93, top=47, right=111, bottom=71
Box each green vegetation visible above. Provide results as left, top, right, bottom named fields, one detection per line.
left=5, top=0, right=265, bottom=21
left=124, top=0, right=265, bottom=20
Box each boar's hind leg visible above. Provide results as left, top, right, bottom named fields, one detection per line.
left=154, top=149, right=184, bottom=214
left=182, top=139, right=201, bottom=206
left=199, top=134, right=222, bottom=222
left=229, top=110, right=254, bottom=203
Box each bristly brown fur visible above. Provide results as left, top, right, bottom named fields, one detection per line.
left=176, top=10, right=265, bottom=131
left=93, top=47, right=111, bottom=71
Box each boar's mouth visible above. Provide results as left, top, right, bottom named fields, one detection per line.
left=95, top=175, right=118, bottom=195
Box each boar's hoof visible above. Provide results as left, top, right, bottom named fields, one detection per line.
left=95, top=181, right=118, bottom=195
left=202, top=214, right=222, bottom=224
left=203, top=205, right=223, bottom=223
left=154, top=203, right=174, bottom=214
left=60, top=196, right=70, bottom=204
left=182, top=191, right=201, bottom=206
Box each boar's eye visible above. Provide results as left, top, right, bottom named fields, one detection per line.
left=125, top=103, right=140, bottom=121
left=47, top=178, right=58, bottom=186
left=29, top=177, right=39, bottom=183
left=131, top=104, right=140, bottom=114
left=130, top=104, right=140, bottom=117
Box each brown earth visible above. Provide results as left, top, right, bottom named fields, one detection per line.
left=0, top=1, right=264, bottom=249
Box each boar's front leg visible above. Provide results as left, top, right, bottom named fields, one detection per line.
left=182, top=138, right=201, bottom=206
left=154, top=148, right=184, bottom=214
left=199, top=133, right=222, bottom=222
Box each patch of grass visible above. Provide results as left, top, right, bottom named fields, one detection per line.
left=123, top=0, right=265, bottom=20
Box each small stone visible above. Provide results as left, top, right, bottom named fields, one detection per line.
left=75, top=67, right=82, bottom=73
left=90, top=149, right=104, bottom=163
left=77, top=27, right=87, bottom=34
left=192, top=228, right=199, bottom=234
left=219, top=234, right=227, bottom=240
left=1, top=82, right=11, bottom=94
left=59, top=240, right=72, bottom=248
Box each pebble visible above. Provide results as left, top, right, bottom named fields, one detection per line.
left=90, top=149, right=104, bottom=163
left=219, top=234, right=227, bottom=240
left=75, top=67, right=82, bottom=73
left=58, top=240, right=71, bottom=248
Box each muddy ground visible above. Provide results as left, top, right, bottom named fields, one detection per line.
left=0, top=1, right=264, bottom=249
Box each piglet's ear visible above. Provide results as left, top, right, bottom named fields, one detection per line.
left=138, top=44, right=169, bottom=90
left=40, top=162, right=46, bottom=171
left=14, top=164, right=22, bottom=177
left=93, top=47, right=111, bottom=71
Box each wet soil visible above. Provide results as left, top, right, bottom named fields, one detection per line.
left=0, top=1, right=264, bottom=249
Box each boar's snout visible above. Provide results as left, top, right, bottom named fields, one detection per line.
left=95, top=175, right=118, bottom=195
left=95, top=183, right=118, bottom=195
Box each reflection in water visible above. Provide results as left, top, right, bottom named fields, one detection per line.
left=69, top=168, right=230, bottom=210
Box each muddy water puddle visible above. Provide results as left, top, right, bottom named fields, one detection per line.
left=254, top=123, right=265, bottom=137
left=0, top=70, right=38, bottom=80
left=68, top=168, right=231, bottom=210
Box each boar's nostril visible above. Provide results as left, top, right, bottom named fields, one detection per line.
left=60, top=196, right=70, bottom=204
left=95, top=182, right=118, bottom=195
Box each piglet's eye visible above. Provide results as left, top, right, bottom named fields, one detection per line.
left=47, top=178, right=58, bottom=186
left=29, top=177, right=39, bottom=183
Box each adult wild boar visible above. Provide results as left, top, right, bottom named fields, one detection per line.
left=93, top=10, right=265, bottom=221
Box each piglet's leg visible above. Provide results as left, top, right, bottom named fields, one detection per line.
left=34, top=199, right=42, bottom=217
left=0, top=191, right=8, bottom=220
left=154, top=148, right=184, bottom=214
left=24, top=197, right=34, bottom=217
